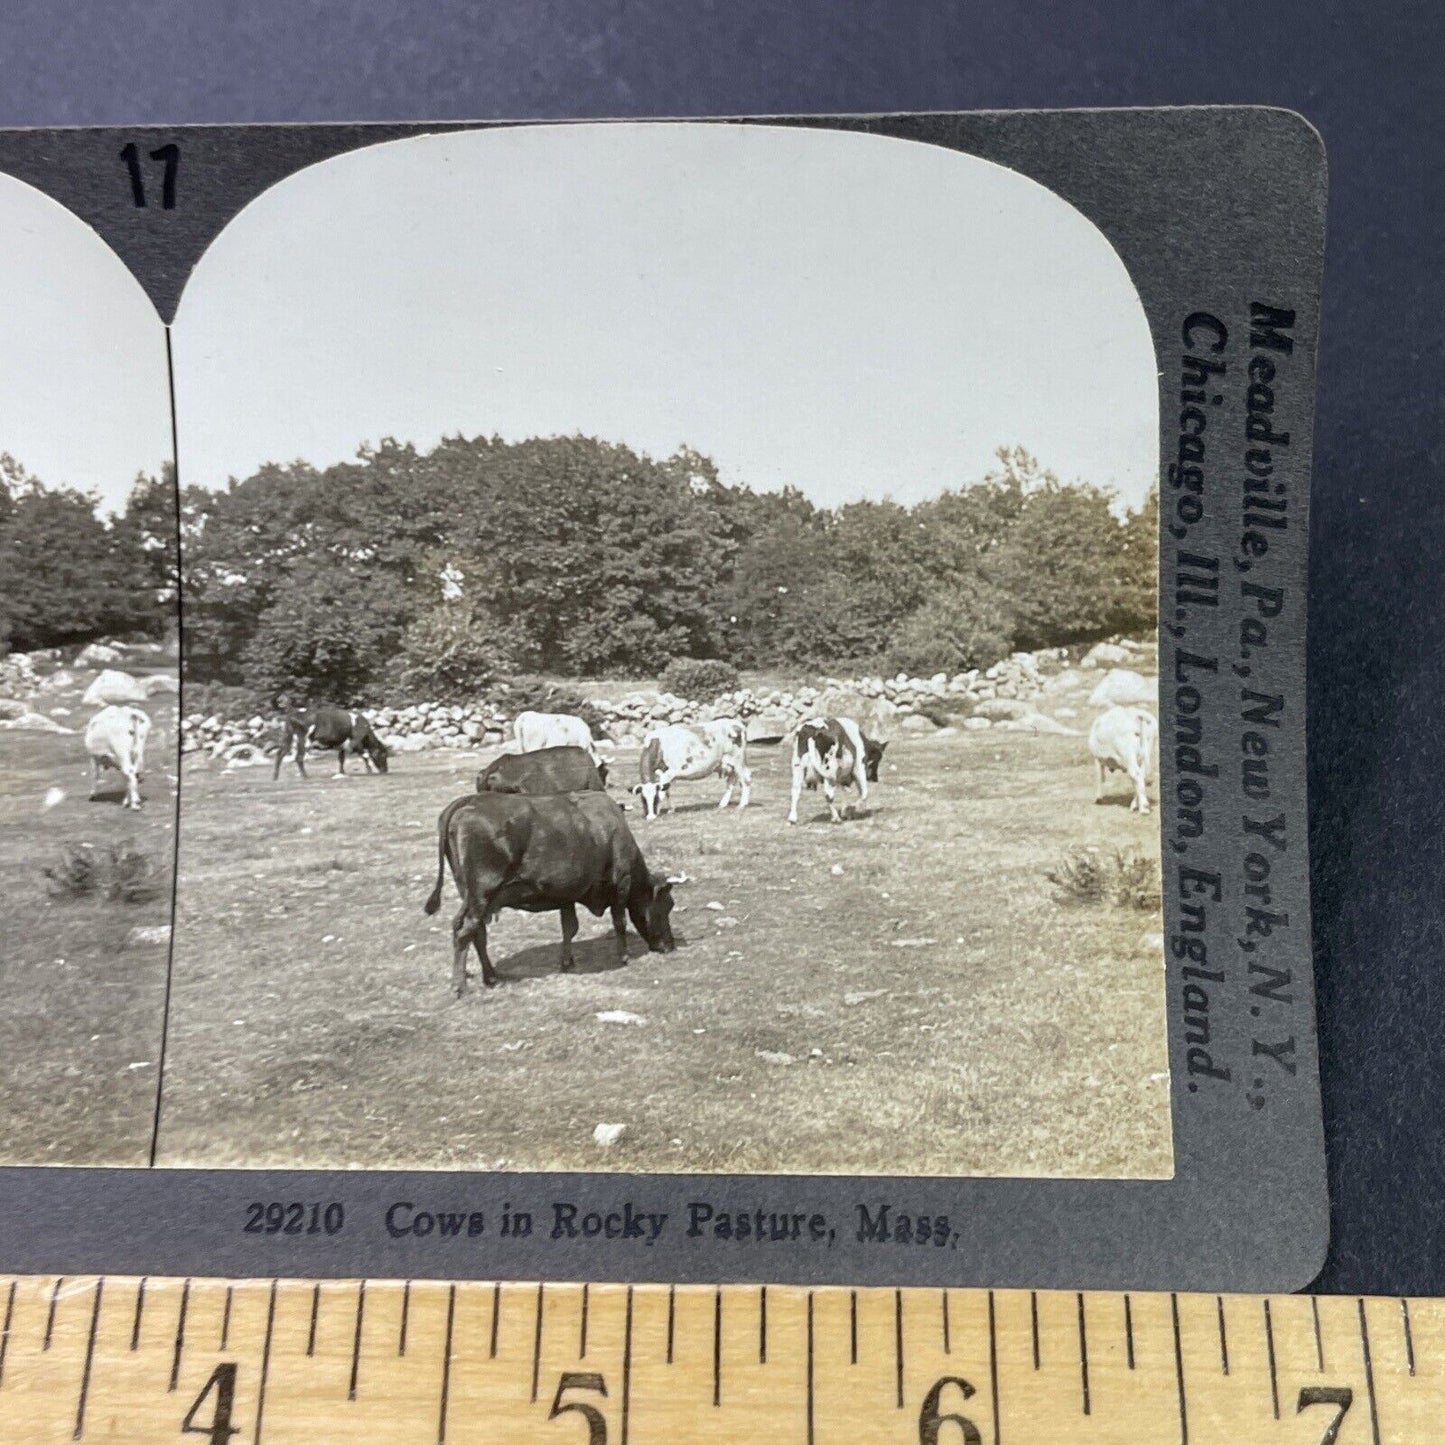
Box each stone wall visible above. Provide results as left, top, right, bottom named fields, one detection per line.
left=181, top=637, right=1157, bottom=763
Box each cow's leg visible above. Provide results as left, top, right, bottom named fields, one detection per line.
left=88, top=757, right=102, bottom=800
left=123, top=767, right=142, bottom=811
left=788, top=765, right=803, bottom=824
left=450, top=907, right=475, bottom=997
left=1094, top=758, right=1107, bottom=804
left=824, top=778, right=842, bottom=824
left=610, top=902, right=628, bottom=962
left=854, top=768, right=869, bottom=815
left=559, top=903, right=579, bottom=972
left=294, top=732, right=308, bottom=779
left=1129, top=760, right=1150, bottom=814
left=737, top=763, right=752, bottom=810
left=334, top=745, right=347, bottom=778
left=717, top=765, right=734, bottom=809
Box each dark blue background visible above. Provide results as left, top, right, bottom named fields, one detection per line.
left=4, top=0, right=1440, bottom=1295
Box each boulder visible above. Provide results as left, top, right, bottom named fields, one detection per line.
left=1014, top=711, right=1079, bottom=736
left=0, top=710, right=74, bottom=733
left=144, top=673, right=179, bottom=696
left=1081, top=641, right=1131, bottom=669
left=970, top=697, right=1033, bottom=722
left=82, top=669, right=149, bottom=705
left=1088, top=669, right=1157, bottom=708
left=125, top=924, right=172, bottom=950
left=39, top=668, right=79, bottom=692
left=223, top=742, right=270, bottom=767
left=899, top=713, right=938, bottom=734
left=1042, top=669, right=1086, bottom=694
left=961, top=716, right=992, bottom=731
left=76, top=642, right=124, bottom=667
left=746, top=710, right=795, bottom=743
left=0, top=698, right=28, bottom=721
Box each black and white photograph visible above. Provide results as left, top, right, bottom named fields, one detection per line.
left=0, top=172, right=178, bottom=1166
left=157, top=122, right=1171, bottom=1178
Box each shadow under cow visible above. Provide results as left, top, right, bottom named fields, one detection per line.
left=478, top=928, right=681, bottom=985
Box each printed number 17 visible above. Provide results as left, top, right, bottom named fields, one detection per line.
left=121, top=141, right=178, bottom=209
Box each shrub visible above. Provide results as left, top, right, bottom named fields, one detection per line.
left=43, top=841, right=163, bottom=904
left=183, top=679, right=270, bottom=721
left=887, top=577, right=1015, bottom=677
left=659, top=657, right=741, bottom=700
left=396, top=604, right=510, bottom=703
left=1046, top=847, right=1161, bottom=910
left=491, top=676, right=608, bottom=737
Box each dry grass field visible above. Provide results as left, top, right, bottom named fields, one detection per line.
left=0, top=692, right=176, bottom=1166
left=158, top=729, right=1171, bottom=1178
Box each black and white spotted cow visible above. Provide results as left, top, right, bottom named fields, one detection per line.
left=787, top=716, right=887, bottom=825
left=272, top=705, right=390, bottom=779
left=632, top=720, right=751, bottom=820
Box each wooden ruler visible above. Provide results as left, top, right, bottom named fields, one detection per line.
left=0, top=1276, right=1433, bottom=1442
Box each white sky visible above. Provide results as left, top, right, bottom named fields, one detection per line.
left=0, top=174, right=170, bottom=515
left=174, top=122, right=1159, bottom=511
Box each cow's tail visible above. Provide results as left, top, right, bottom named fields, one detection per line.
left=423, top=799, right=462, bottom=915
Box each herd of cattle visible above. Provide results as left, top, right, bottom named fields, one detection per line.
left=70, top=692, right=1156, bottom=997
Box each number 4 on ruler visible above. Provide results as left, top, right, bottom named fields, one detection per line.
left=120, top=142, right=179, bottom=209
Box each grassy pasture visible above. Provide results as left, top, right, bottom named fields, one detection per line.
left=0, top=697, right=176, bottom=1166
left=159, top=729, right=1171, bottom=1179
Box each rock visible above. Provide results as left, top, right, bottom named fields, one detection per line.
left=0, top=711, right=73, bottom=733
left=125, top=924, right=172, bottom=950
left=223, top=742, right=270, bottom=766
left=42, top=786, right=66, bottom=809
left=595, top=1010, right=647, bottom=1026
left=970, top=697, right=1033, bottom=721
left=962, top=717, right=991, bottom=731
left=899, top=713, right=938, bottom=733
left=755, top=1050, right=796, bottom=1066
left=39, top=668, right=78, bottom=692
left=82, top=669, right=149, bottom=705
left=592, top=1123, right=626, bottom=1147
left=76, top=642, right=124, bottom=666
left=1088, top=669, right=1157, bottom=708
left=844, top=989, right=886, bottom=1005
left=1043, top=669, right=1086, bottom=694
left=746, top=710, right=794, bottom=743
left=1081, top=641, right=1132, bottom=669
left=829, top=863, right=844, bottom=876
left=144, top=673, right=179, bottom=696
left=1014, top=711, right=1079, bottom=736
left=0, top=698, right=28, bottom=720
left=1054, top=707, right=1078, bottom=720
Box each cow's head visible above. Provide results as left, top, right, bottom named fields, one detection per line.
left=364, top=733, right=391, bottom=774
left=630, top=780, right=668, bottom=819
left=595, top=757, right=610, bottom=789
left=862, top=736, right=888, bottom=782
left=630, top=870, right=685, bottom=951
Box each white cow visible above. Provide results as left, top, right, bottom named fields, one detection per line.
left=84, top=704, right=152, bottom=810
left=514, top=710, right=601, bottom=764
left=632, top=720, right=751, bottom=820
left=788, top=716, right=885, bottom=825
left=1088, top=705, right=1157, bottom=813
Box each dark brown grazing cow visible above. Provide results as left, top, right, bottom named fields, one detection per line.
left=476, top=744, right=607, bottom=795
left=272, top=705, right=390, bottom=779
left=422, top=791, right=680, bottom=997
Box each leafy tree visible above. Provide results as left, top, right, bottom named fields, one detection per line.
left=888, top=574, right=1016, bottom=676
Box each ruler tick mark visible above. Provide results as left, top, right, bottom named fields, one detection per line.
left=44, top=1277, right=63, bottom=1351
left=894, top=1289, right=904, bottom=1410
left=1401, top=1299, right=1415, bottom=1376
left=72, top=1278, right=103, bottom=1441
left=1124, top=1294, right=1135, bottom=1369
left=219, top=1285, right=233, bottom=1352
left=987, top=1290, right=1001, bottom=1445
left=531, top=1283, right=544, bottom=1404
left=1216, top=1295, right=1229, bottom=1375
left=849, top=1290, right=858, bottom=1365
left=348, top=1282, right=366, bottom=1400
left=666, top=1285, right=675, bottom=1364
left=169, top=1279, right=190, bottom=1392
left=713, top=1287, right=722, bottom=1407
left=1077, top=1293, right=1091, bottom=1416
left=251, top=1280, right=277, bottom=1445
left=399, top=1281, right=410, bottom=1357
left=759, top=1285, right=767, bottom=1364
left=1358, top=1299, right=1381, bottom=1445
left=489, top=1281, right=500, bottom=1359
left=0, top=1279, right=16, bottom=1388
left=1312, top=1295, right=1324, bottom=1371
left=1172, top=1293, right=1188, bottom=1445
left=580, top=1281, right=589, bottom=1359
left=1263, top=1299, right=1279, bottom=1419
left=621, top=1286, right=634, bottom=1445
left=1030, top=1291, right=1040, bottom=1370
left=130, top=1278, right=146, bottom=1352
left=306, top=1284, right=319, bottom=1357
left=437, top=1285, right=456, bottom=1445
left=942, top=1290, right=950, bottom=1354
left=806, top=1292, right=815, bottom=1445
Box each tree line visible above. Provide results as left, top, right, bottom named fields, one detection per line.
left=0, top=455, right=176, bottom=654
left=179, top=435, right=1157, bottom=708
